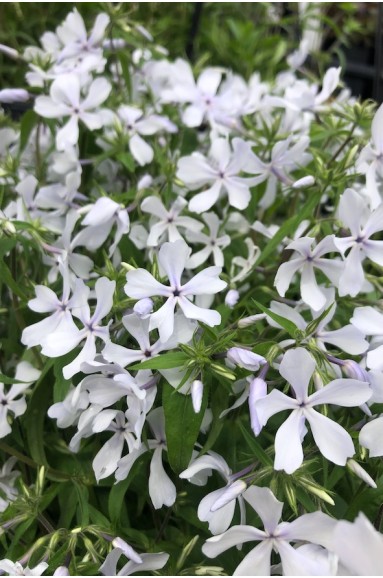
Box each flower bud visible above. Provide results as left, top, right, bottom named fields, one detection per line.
left=347, top=459, right=377, bottom=489
left=343, top=360, right=369, bottom=382
left=210, top=480, right=247, bottom=512
left=0, top=88, right=29, bottom=103
left=133, top=298, right=153, bottom=318
left=0, top=43, right=19, bottom=59
left=292, top=175, right=315, bottom=189
left=237, top=314, right=266, bottom=328
left=227, top=347, right=266, bottom=371
left=53, top=567, right=70, bottom=576
left=112, top=537, right=143, bottom=564
left=225, top=289, right=239, bottom=308
left=191, top=380, right=204, bottom=413
left=248, top=377, right=267, bottom=436
left=137, top=174, right=153, bottom=190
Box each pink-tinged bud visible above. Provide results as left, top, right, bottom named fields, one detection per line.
left=137, top=174, right=153, bottom=190
left=225, top=289, right=239, bottom=308
left=347, top=459, right=377, bottom=489
left=102, top=38, right=126, bottom=50
left=292, top=175, right=315, bottom=189
left=112, top=537, right=143, bottom=564
left=133, top=298, right=153, bottom=319
left=210, top=480, right=247, bottom=512
left=0, top=89, right=29, bottom=103
left=53, top=567, right=70, bottom=576
left=191, top=380, right=203, bottom=413
left=343, top=360, right=369, bottom=382
left=248, top=377, right=267, bottom=436
left=227, top=347, right=266, bottom=371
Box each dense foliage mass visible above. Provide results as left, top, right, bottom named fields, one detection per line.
left=1, top=5, right=383, bottom=576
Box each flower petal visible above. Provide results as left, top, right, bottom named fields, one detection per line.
left=305, top=409, right=355, bottom=465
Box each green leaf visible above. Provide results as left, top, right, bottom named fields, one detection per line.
left=256, top=191, right=323, bottom=266
left=108, top=475, right=136, bottom=524
left=163, top=381, right=207, bottom=474
left=129, top=351, right=189, bottom=371
left=74, top=481, right=90, bottom=526
left=252, top=299, right=298, bottom=338
left=304, top=303, right=334, bottom=337
left=238, top=421, right=273, bottom=467
left=0, top=373, right=25, bottom=385
left=53, top=352, right=76, bottom=403
left=0, top=256, right=28, bottom=300
left=19, top=109, right=38, bottom=153
left=117, top=151, right=135, bottom=172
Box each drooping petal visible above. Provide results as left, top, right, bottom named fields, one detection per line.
left=149, top=447, right=176, bottom=509
left=56, top=116, right=79, bottom=151
left=300, top=263, right=326, bottom=311
left=92, top=432, right=125, bottom=481
left=198, top=487, right=236, bottom=535
left=224, top=177, right=251, bottom=210
left=277, top=540, right=333, bottom=576
left=62, top=333, right=97, bottom=380
left=305, top=409, right=355, bottom=465
left=285, top=511, right=338, bottom=550
left=129, top=133, right=153, bottom=166
left=359, top=417, right=383, bottom=457
left=274, top=410, right=306, bottom=474
left=274, top=258, right=304, bottom=297
left=149, top=297, right=177, bottom=343
left=81, top=77, right=111, bottom=110
left=188, top=181, right=222, bottom=214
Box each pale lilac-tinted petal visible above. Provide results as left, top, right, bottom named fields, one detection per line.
left=188, top=181, right=222, bottom=213
left=63, top=334, right=97, bottom=380
left=359, top=417, right=383, bottom=457
left=315, top=67, right=340, bottom=105
left=51, top=74, right=80, bottom=108
left=202, top=526, right=266, bottom=559
left=314, top=257, right=344, bottom=286
left=279, top=348, right=316, bottom=401
left=129, top=133, right=153, bottom=166
left=82, top=77, right=111, bottom=110
left=268, top=301, right=306, bottom=330
left=243, top=486, right=283, bottom=534
left=92, top=433, right=124, bottom=481
left=115, top=445, right=147, bottom=481
left=255, top=389, right=299, bottom=426
left=0, top=406, right=12, bottom=438
left=285, top=511, right=338, bottom=550
left=312, top=234, right=337, bottom=257
left=300, top=264, right=326, bottom=311
left=177, top=154, right=216, bottom=185
left=41, top=321, right=84, bottom=357
left=28, top=284, right=59, bottom=313
left=274, top=258, right=304, bottom=297
left=182, top=266, right=226, bottom=295
left=124, top=268, right=170, bottom=299
left=34, top=96, right=70, bottom=118
left=180, top=452, right=230, bottom=481
left=224, top=177, right=251, bottom=210
left=363, top=239, right=383, bottom=267
left=56, top=116, right=79, bottom=151
left=363, top=203, right=383, bottom=237
left=338, top=245, right=365, bottom=297
left=333, top=513, right=383, bottom=575
left=318, top=325, right=369, bottom=355
left=367, top=344, right=383, bottom=370
left=80, top=111, right=103, bottom=130
left=141, top=196, right=168, bottom=219
left=233, top=540, right=273, bottom=576
left=198, top=488, right=236, bottom=535
left=308, top=378, right=371, bottom=407
left=277, top=540, right=332, bottom=576
left=118, top=552, right=169, bottom=576
left=158, top=239, right=190, bottom=288
left=274, top=410, right=306, bottom=474
left=333, top=235, right=355, bottom=256
left=149, top=447, right=176, bottom=509
left=249, top=377, right=267, bottom=435
left=178, top=296, right=221, bottom=327
left=182, top=104, right=205, bottom=127
left=197, top=68, right=222, bottom=96
left=92, top=277, right=115, bottom=323
left=351, top=306, right=383, bottom=336
left=22, top=312, right=63, bottom=347
left=338, top=188, right=365, bottom=237
left=99, top=549, right=121, bottom=577
left=8, top=397, right=27, bottom=418
left=305, top=409, right=355, bottom=465
left=89, top=12, right=110, bottom=44
left=149, top=297, right=176, bottom=343
left=209, top=138, right=231, bottom=168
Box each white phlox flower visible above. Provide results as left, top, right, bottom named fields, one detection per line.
left=0, top=457, right=20, bottom=512
left=40, top=276, right=115, bottom=379
left=124, top=239, right=226, bottom=343
left=0, top=559, right=49, bottom=576
left=202, top=485, right=337, bottom=576
left=80, top=196, right=130, bottom=256
left=34, top=73, right=111, bottom=150
left=177, top=137, right=261, bottom=213
left=274, top=235, right=343, bottom=311
left=255, top=348, right=372, bottom=473
left=356, top=102, right=383, bottom=209
left=140, top=195, right=203, bottom=247
left=185, top=211, right=231, bottom=269
left=55, top=9, right=110, bottom=62
left=334, top=188, right=383, bottom=297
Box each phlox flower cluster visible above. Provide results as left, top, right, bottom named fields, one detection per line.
left=1, top=6, right=383, bottom=576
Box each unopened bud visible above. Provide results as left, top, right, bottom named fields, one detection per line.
left=0, top=43, right=19, bottom=59
left=191, top=379, right=203, bottom=413
left=137, top=174, right=153, bottom=190
left=292, top=175, right=315, bottom=189
left=248, top=377, right=267, bottom=436
left=227, top=347, right=266, bottom=371
left=53, top=567, right=70, bottom=576
left=210, top=480, right=247, bottom=512
left=225, top=289, right=239, bottom=308
left=112, top=537, right=142, bottom=564
left=343, top=360, right=369, bottom=382
left=238, top=314, right=266, bottom=328
left=133, top=297, right=153, bottom=319
left=0, top=88, right=29, bottom=103
left=347, top=459, right=377, bottom=489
